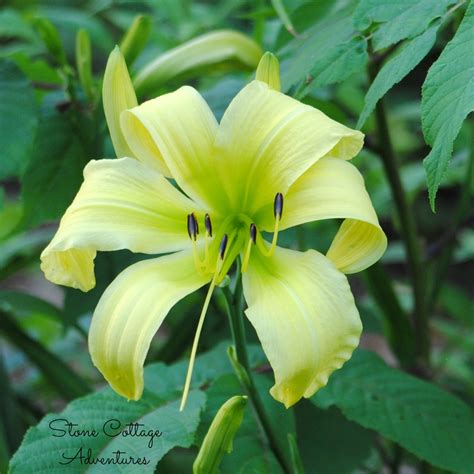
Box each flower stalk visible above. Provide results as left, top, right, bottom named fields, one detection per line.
left=222, top=283, right=295, bottom=474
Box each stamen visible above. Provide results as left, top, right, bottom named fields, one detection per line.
left=204, top=214, right=212, bottom=237
left=274, top=192, right=284, bottom=220
left=250, top=222, right=257, bottom=244
left=187, top=213, right=198, bottom=241
left=203, top=214, right=212, bottom=265
left=219, top=233, right=228, bottom=260
left=261, top=192, right=284, bottom=257
left=188, top=213, right=206, bottom=273
left=242, top=224, right=257, bottom=273
left=180, top=234, right=228, bottom=411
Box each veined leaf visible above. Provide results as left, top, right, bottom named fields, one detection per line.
left=9, top=386, right=205, bottom=473
left=9, top=342, right=265, bottom=473
left=358, top=22, right=440, bottom=129
left=422, top=1, right=474, bottom=210
left=354, top=0, right=456, bottom=50
left=0, top=60, right=38, bottom=180
left=280, top=2, right=362, bottom=94
left=20, top=99, right=100, bottom=228
left=300, top=36, right=368, bottom=98
left=312, top=350, right=474, bottom=472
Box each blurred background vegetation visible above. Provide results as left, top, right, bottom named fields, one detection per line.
left=0, top=0, right=473, bottom=473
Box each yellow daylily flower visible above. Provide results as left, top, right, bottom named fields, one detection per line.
left=41, top=48, right=386, bottom=409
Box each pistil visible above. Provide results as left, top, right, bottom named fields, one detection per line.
left=180, top=233, right=229, bottom=411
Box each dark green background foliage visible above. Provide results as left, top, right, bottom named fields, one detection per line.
left=0, top=0, right=473, bottom=473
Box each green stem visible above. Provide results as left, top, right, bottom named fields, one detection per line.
left=363, top=263, right=415, bottom=367
left=222, top=285, right=294, bottom=474
left=368, top=58, right=429, bottom=366
left=426, top=125, right=474, bottom=308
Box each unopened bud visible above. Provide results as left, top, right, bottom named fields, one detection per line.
left=256, top=52, right=281, bottom=91
left=193, top=395, right=247, bottom=474
left=102, top=46, right=138, bottom=158
left=76, top=29, right=95, bottom=102
left=120, top=15, right=152, bottom=66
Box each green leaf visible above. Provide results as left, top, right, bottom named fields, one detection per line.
left=20, top=101, right=99, bottom=228
left=0, top=8, right=38, bottom=44
left=0, top=351, right=27, bottom=464
left=0, top=228, right=53, bottom=277
left=358, top=22, right=440, bottom=128
left=0, top=311, right=91, bottom=401
left=301, top=36, right=368, bottom=98
left=0, top=290, right=62, bottom=321
left=271, top=0, right=297, bottom=35
left=9, top=384, right=205, bottom=473
left=280, top=2, right=363, bottom=95
left=422, top=1, right=474, bottom=210
left=295, top=402, right=375, bottom=473
left=0, top=60, right=38, bottom=179
left=353, top=0, right=456, bottom=50
left=312, top=350, right=474, bottom=472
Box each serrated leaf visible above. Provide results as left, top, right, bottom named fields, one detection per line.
left=9, top=342, right=264, bottom=473
left=422, top=1, right=474, bottom=210
left=0, top=60, right=38, bottom=179
left=358, top=22, right=440, bottom=129
left=354, top=0, right=456, bottom=50
left=302, top=36, right=368, bottom=97
left=20, top=101, right=99, bottom=228
left=10, top=386, right=205, bottom=473
left=280, top=2, right=360, bottom=94
left=312, top=350, right=474, bottom=472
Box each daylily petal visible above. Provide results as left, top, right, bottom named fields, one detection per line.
left=213, top=80, right=364, bottom=215
left=242, top=245, right=362, bottom=408
left=255, top=157, right=387, bottom=273
left=120, top=86, right=219, bottom=208
left=89, top=251, right=210, bottom=400
left=41, top=158, right=199, bottom=292
left=102, top=46, right=138, bottom=158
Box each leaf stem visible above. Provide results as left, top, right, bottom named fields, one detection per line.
left=368, top=56, right=429, bottom=366
left=221, top=283, right=294, bottom=474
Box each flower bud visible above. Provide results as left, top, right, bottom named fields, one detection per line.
left=134, top=30, right=263, bottom=97
left=119, top=15, right=152, bottom=66
left=102, top=46, right=137, bottom=158
left=193, top=395, right=247, bottom=474
left=75, top=29, right=94, bottom=102
left=256, top=52, right=281, bottom=91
